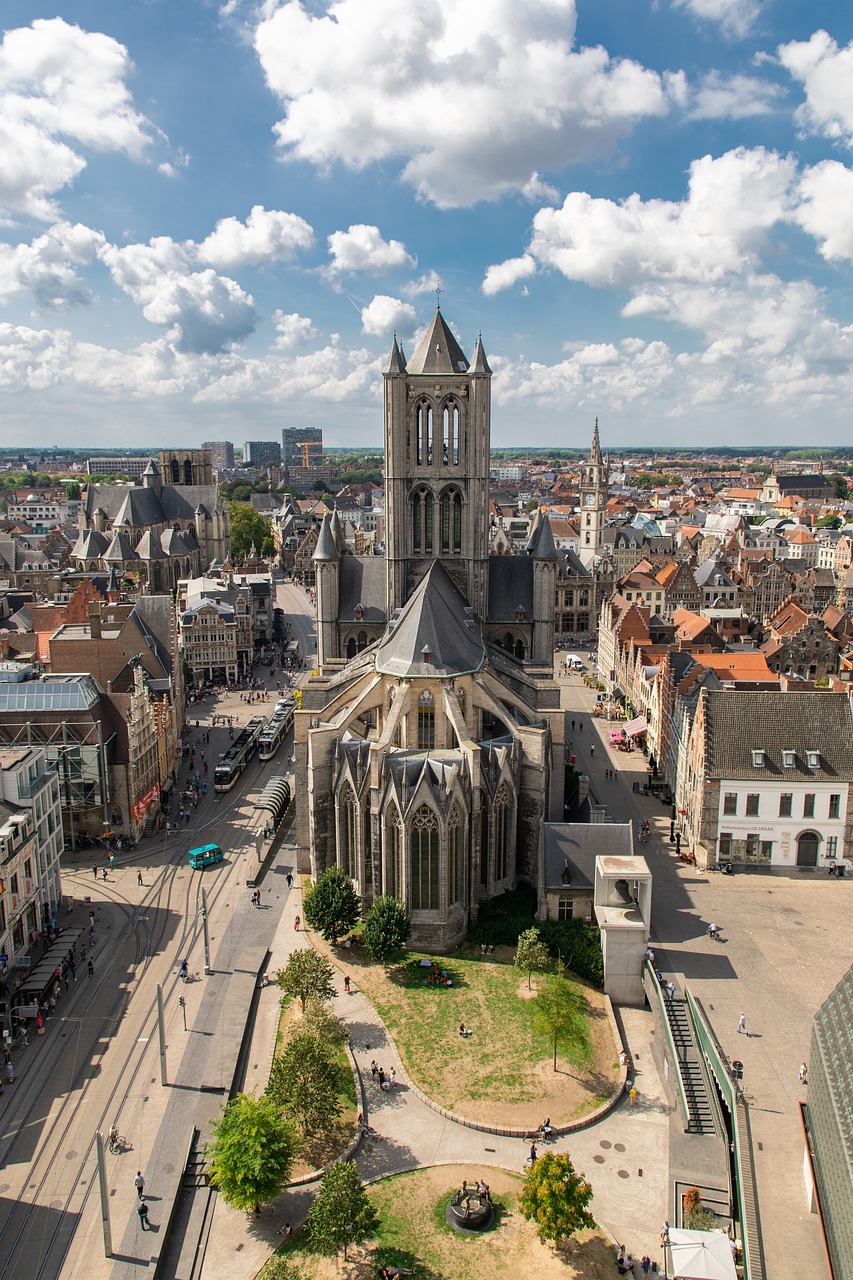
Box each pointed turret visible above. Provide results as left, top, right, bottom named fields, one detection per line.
left=531, top=514, right=560, bottom=560
left=385, top=334, right=407, bottom=374
left=406, top=308, right=469, bottom=375
left=329, top=507, right=347, bottom=551
left=470, top=333, right=492, bottom=375
left=313, top=513, right=339, bottom=562
left=589, top=417, right=602, bottom=465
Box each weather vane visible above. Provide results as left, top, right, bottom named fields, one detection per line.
left=435, top=278, right=442, bottom=309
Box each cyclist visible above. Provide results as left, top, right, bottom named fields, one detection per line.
left=179, top=959, right=188, bottom=980
left=108, top=1122, right=119, bottom=1152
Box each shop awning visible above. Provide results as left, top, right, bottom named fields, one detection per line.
left=19, top=931, right=82, bottom=993
left=624, top=716, right=648, bottom=737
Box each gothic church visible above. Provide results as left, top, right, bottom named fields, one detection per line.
left=295, top=309, right=565, bottom=948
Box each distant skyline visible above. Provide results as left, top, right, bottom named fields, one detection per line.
left=2, top=2, right=853, bottom=449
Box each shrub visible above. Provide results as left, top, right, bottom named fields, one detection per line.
left=303, top=866, right=361, bottom=944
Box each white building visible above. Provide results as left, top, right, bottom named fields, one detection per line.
left=7, top=490, right=81, bottom=532
left=0, top=746, right=63, bottom=970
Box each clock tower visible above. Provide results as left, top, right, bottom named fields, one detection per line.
left=578, top=418, right=608, bottom=569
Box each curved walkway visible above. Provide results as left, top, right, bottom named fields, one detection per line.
left=202, top=900, right=671, bottom=1280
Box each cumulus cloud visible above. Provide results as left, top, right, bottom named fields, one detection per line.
left=796, top=160, right=853, bottom=261
left=779, top=30, right=853, bottom=146
left=513, top=147, right=797, bottom=290
left=254, top=0, right=673, bottom=207
left=0, top=221, right=105, bottom=306
left=99, top=237, right=258, bottom=354
left=482, top=254, right=537, bottom=296
left=689, top=72, right=785, bottom=119
left=326, top=224, right=415, bottom=276
left=360, top=294, right=417, bottom=336
left=199, top=205, right=314, bottom=268
left=673, top=0, right=760, bottom=39
left=0, top=18, right=157, bottom=219
left=273, top=310, right=318, bottom=348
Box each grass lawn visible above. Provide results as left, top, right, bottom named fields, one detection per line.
left=314, top=931, right=618, bottom=1127
left=275, top=998, right=360, bottom=1180
left=263, top=1167, right=616, bottom=1280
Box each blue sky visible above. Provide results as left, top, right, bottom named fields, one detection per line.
left=2, top=0, right=853, bottom=450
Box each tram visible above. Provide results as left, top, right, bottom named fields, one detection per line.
left=258, top=702, right=295, bottom=762
left=214, top=715, right=266, bottom=791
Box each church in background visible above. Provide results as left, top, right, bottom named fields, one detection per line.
left=295, top=309, right=565, bottom=948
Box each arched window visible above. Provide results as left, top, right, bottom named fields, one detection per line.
left=411, top=806, right=439, bottom=910
left=357, top=631, right=368, bottom=652
left=339, top=786, right=357, bottom=880
left=440, top=488, right=462, bottom=555
left=504, top=632, right=514, bottom=650
left=363, top=807, right=372, bottom=885
left=412, top=489, right=434, bottom=555
left=416, top=401, right=433, bottom=466
left=448, top=805, right=463, bottom=905
left=346, top=637, right=357, bottom=659
left=418, top=689, right=435, bottom=749
left=514, top=638, right=525, bottom=661
left=387, top=811, right=402, bottom=898
left=442, top=401, right=461, bottom=465
left=494, top=784, right=511, bottom=883
left=171, top=460, right=180, bottom=484
left=184, top=460, right=193, bottom=485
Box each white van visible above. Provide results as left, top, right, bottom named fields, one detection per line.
left=565, top=654, right=585, bottom=672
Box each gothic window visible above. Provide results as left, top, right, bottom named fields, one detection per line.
left=171, top=460, right=180, bottom=484
left=416, top=401, right=433, bottom=466
left=412, top=488, right=434, bottom=554
left=440, top=488, right=463, bottom=554
left=418, top=689, right=435, bottom=749
left=410, top=805, right=439, bottom=910
left=494, top=784, right=511, bottom=882
left=504, top=632, right=514, bottom=650
left=184, top=460, right=192, bottom=485
left=448, top=805, right=463, bottom=905
left=339, top=786, right=357, bottom=880
left=357, top=631, right=368, bottom=652
left=347, top=638, right=357, bottom=658
left=514, top=638, right=525, bottom=661
left=442, top=401, right=461, bottom=465
left=363, top=808, right=372, bottom=884
left=387, top=812, right=402, bottom=897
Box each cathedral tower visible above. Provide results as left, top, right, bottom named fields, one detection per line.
left=578, top=419, right=608, bottom=569
left=384, top=310, right=492, bottom=620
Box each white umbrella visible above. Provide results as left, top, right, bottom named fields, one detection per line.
left=668, top=1228, right=737, bottom=1280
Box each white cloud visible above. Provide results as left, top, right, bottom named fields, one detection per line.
left=796, top=160, right=853, bottom=261
left=194, top=339, right=381, bottom=405
left=273, top=310, right=317, bottom=348
left=326, top=224, right=415, bottom=276
left=402, top=271, right=442, bottom=298
left=673, top=0, right=760, bottom=39
left=199, top=205, right=314, bottom=268
left=254, top=0, right=673, bottom=207
left=360, top=294, right=417, bottom=336
left=0, top=18, right=157, bottom=219
left=522, top=147, right=796, bottom=289
left=690, top=72, right=785, bottom=119
left=482, top=254, right=537, bottom=296
left=99, top=238, right=258, bottom=354
left=778, top=30, right=853, bottom=146
left=0, top=221, right=105, bottom=306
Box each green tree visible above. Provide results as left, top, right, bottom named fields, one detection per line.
left=302, top=866, right=361, bottom=945
left=275, top=949, right=336, bottom=1010
left=232, top=485, right=253, bottom=501
left=518, top=1152, right=596, bottom=1245
left=229, top=500, right=273, bottom=558
left=267, top=1031, right=346, bottom=1133
left=300, top=997, right=349, bottom=1048
left=514, top=926, right=552, bottom=991
left=361, top=894, right=411, bottom=966
left=65, top=481, right=81, bottom=500
left=817, top=514, right=842, bottom=529
left=208, top=1093, right=297, bottom=1214
left=306, top=1160, right=379, bottom=1259
left=264, top=1257, right=305, bottom=1280
left=533, top=974, right=591, bottom=1071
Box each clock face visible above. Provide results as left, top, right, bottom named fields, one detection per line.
left=584, top=493, right=595, bottom=506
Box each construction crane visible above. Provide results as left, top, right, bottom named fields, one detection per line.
left=294, top=441, right=322, bottom=467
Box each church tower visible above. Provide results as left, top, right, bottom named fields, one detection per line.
left=384, top=309, right=492, bottom=620
left=579, top=418, right=609, bottom=569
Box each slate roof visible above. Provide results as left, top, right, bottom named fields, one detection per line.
left=338, top=557, right=386, bottom=622
left=313, top=514, right=339, bottom=562
left=543, top=822, right=634, bottom=890
left=375, top=560, right=485, bottom=678
left=406, top=309, right=470, bottom=376
left=703, top=690, right=853, bottom=780
left=84, top=482, right=219, bottom=524
left=487, top=555, right=534, bottom=621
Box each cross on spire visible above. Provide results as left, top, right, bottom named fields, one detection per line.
left=435, top=278, right=443, bottom=310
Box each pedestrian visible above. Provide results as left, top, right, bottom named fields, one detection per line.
left=344, top=974, right=351, bottom=993
left=629, top=1085, right=637, bottom=1107
left=92, top=865, right=98, bottom=879
left=294, top=915, right=300, bottom=931
left=667, top=981, right=676, bottom=1000
left=137, top=1201, right=149, bottom=1230
left=6, top=1061, right=14, bottom=1085
left=737, top=1012, right=747, bottom=1035
left=20, top=1025, right=28, bottom=1046
left=138, top=871, right=143, bottom=887
left=799, top=1062, right=808, bottom=1084
left=613, top=768, right=617, bottom=779
left=389, top=1067, right=396, bottom=1088
left=370, top=1060, right=378, bottom=1080
left=378, top=1067, right=386, bottom=1087
left=135, top=1170, right=145, bottom=1198
left=529, top=1143, right=538, bottom=1165
left=590, top=744, right=595, bottom=756
left=102, top=867, right=108, bottom=880
left=286, top=872, right=293, bottom=889
left=88, top=959, right=94, bottom=978
left=661, top=1221, right=670, bottom=1247
left=578, top=721, right=583, bottom=731
left=641, top=1255, right=651, bottom=1276
left=571, top=719, right=575, bottom=731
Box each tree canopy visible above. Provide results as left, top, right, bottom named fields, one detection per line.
left=275, top=949, right=337, bottom=1010
left=514, top=926, right=552, bottom=990
left=302, top=866, right=361, bottom=944
left=306, top=1160, right=379, bottom=1259
left=229, top=500, right=273, bottom=558
left=361, top=895, right=411, bottom=966
left=267, top=1030, right=347, bottom=1133
left=533, top=974, right=592, bottom=1071
left=518, top=1152, right=596, bottom=1245
left=208, top=1093, right=297, bottom=1214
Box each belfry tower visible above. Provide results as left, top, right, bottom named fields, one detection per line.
left=578, top=418, right=609, bottom=568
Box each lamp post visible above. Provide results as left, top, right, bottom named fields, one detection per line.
left=201, top=887, right=211, bottom=975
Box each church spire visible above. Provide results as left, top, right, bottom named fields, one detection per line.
left=589, top=417, right=602, bottom=465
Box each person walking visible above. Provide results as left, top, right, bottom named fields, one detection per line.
left=294, top=915, right=300, bottom=931
left=737, top=1012, right=747, bottom=1035
left=138, top=871, right=143, bottom=887
left=286, top=872, right=293, bottom=889
left=799, top=1062, right=808, bottom=1084
left=590, top=744, right=595, bottom=757
left=137, top=1201, right=149, bottom=1230
left=528, top=1143, right=538, bottom=1165
left=92, top=865, right=98, bottom=879
left=641, top=1255, right=651, bottom=1276
left=87, top=959, right=94, bottom=978
left=629, top=1085, right=637, bottom=1107
left=344, top=974, right=351, bottom=993
left=134, top=1171, right=145, bottom=1199
left=6, top=1061, right=15, bottom=1085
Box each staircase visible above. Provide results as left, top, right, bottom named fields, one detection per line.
left=663, top=996, right=718, bottom=1136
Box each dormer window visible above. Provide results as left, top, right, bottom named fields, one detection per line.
left=354, top=603, right=364, bottom=621
left=782, top=750, right=796, bottom=768
left=516, top=606, right=526, bottom=622
left=751, top=749, right=765, bottom=768
left=807, top=750, right=821, bottom=770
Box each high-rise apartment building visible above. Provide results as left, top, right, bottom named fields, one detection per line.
left=244, top=440, right=282, bottom=468
left=203, top=441, right=235, bottom=470
left=282, top=427, right=323, bottom=471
